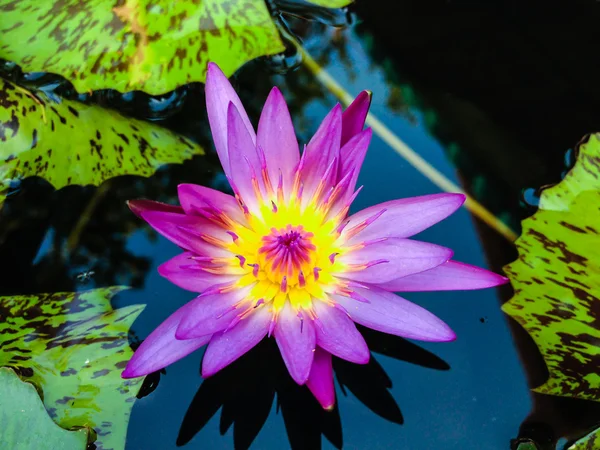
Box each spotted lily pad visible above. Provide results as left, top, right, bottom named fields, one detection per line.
left=0, top=78, right=203, bottom=208
left=502, top=133, right=600, bottom=402
left=568, top=427, right=600, bottom=450
left=0, top=367, right=88, bottom=450
left=301, top=0, right=353, bottom=6
left=0, top=287, right=145, bottom=450
left=0, top=0, right=285, bottom=95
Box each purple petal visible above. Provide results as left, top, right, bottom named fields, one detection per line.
left=378, top=260, right=509, bottom=292
left=227, top=103, right=263, bottom=211
left=341, top=193, right=466, bottom=244
left=313, top=300, right=370, bottom=364
left=342, top=90, right=371, bottom=146
left=301, top=104, right=342, bottom=200
left=257, top=87, right=300, bottom=193
left=306, top=347, right=335, bottom=410
left=205, top=62, right=256, bottom=177
left=140, top=210, right=233, bottom=257
left=201, top=305, right=272, bottom=377
left=176, top=287, right=251, bottom=339
left=177, top=184, right=246, bottom=224
left=128, top=199, right=184, bottom=219
left=274, top=304, right=316, bottom=384
left=122, top=303, right=211, bottom=378
left=333, top=286, right=456, bottom=342
left=338, top=128, right=372, bottom=193
left=158, top=252, right=239, bottom=293
left=336, top=238, right=453, bottom=284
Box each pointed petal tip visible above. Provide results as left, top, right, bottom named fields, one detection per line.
left=440, top=329, right=457, bottom=342
left=356, top=90, right=373, bottom=103
left=323, top=402, right=336, bottom=412
left=454, top=192, right=467, bottom=205
left=121, top=361, right=147, bottom=379
left=128, top=199, right=183, bottom=219
left=356, top=351, right=371, bottom=365
left=206, top=61, right=223, bottom=76
left=430, top=322, right=456, bottom=343
left=120, top=367, right=136, bottom=379
left=201, top=363, right=218, bottom=379
left=127, top=199, right=145, bottom=218
left=268, top=85, right=283, bottom=97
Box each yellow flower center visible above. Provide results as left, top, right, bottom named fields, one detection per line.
left=226, top=199, right=344, bottom=312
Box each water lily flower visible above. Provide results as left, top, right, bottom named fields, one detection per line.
left=122, top=63, right=508, bottom=409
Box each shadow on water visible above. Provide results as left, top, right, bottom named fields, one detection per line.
left=177, top=331, right=449, bottom=450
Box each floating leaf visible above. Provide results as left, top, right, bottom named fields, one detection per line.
left=0, top=78, right=203, bottom=207
left=0, top=367, right=88, bottom=450
left=568, top=427, right=600, bottom=450
left=502, top=134, right=600, bottom=402
left=0, top=287, right=145, bottom=450
left=300, top=0, right=353, bottom=7
left=0, top=0, right=286, bottom=95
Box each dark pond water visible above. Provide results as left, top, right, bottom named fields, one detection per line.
left=2, top=1, right=600, bottom=449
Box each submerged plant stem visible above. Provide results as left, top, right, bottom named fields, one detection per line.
left=65, top=181, right=112, bottom=254
left=297, top=43, right=518, bottom=243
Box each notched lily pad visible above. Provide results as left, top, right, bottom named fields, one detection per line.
left=0, top=0, right=286, bottom=94
left=0, top=367, right=88, bottom=450
left=0, top=78, right=203, bottom=207
left=0, top=287, right=145, bottom=450
left=502, top=133, right=600, bottom=402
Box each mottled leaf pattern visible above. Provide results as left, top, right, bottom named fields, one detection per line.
left=568, top=427, right=600, bottom=450
left=0, top=0, right=285, bottom=95
left=0, top=287, right=145, bottom=450
left=0, top=78, right=203, bottom=207
left=302, top=0, right=353, bottom=6
left=0, top=367, right=88, bottom=450
left=502, top=133, right=600, bottom=402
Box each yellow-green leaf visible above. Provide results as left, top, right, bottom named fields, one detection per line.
left=303, top=0, right=353, bottom=6
left=0, top=367, right=88, bottom=450
left=0, top=0, right=286, bottom=95
left=568, top=427, right=600, bottom=450
left=502, top=134, right=600, bottom=402
left=0, top=287, right=145, bottom=450
left=0, top=78, right=203, bottom=207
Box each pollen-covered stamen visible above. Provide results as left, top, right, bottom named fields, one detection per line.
left=248, top=263, right=260, bottom=277
left=298, top=270, right=306, bottom=287
left=259, top=225, right=317, bottom=286
left=329, top=253, right=339, bottom=264
left=236, top=255, right=246, bottom=267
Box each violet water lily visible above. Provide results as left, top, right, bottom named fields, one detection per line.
left=122, top=62, right=508, bottom=409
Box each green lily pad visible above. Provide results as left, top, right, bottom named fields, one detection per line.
left=302, top=0, right=354, bottom=6
left=0, top=287, right=145, bottom=450
left=502, top=133, right=600, bottom=402
left=0, top=367, right=88, bottom=450
left=568, top=427, right=600, bottom=450
left=0, top=0, right=285, bottom=95
left=0, top=78, right=203, bottom=208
